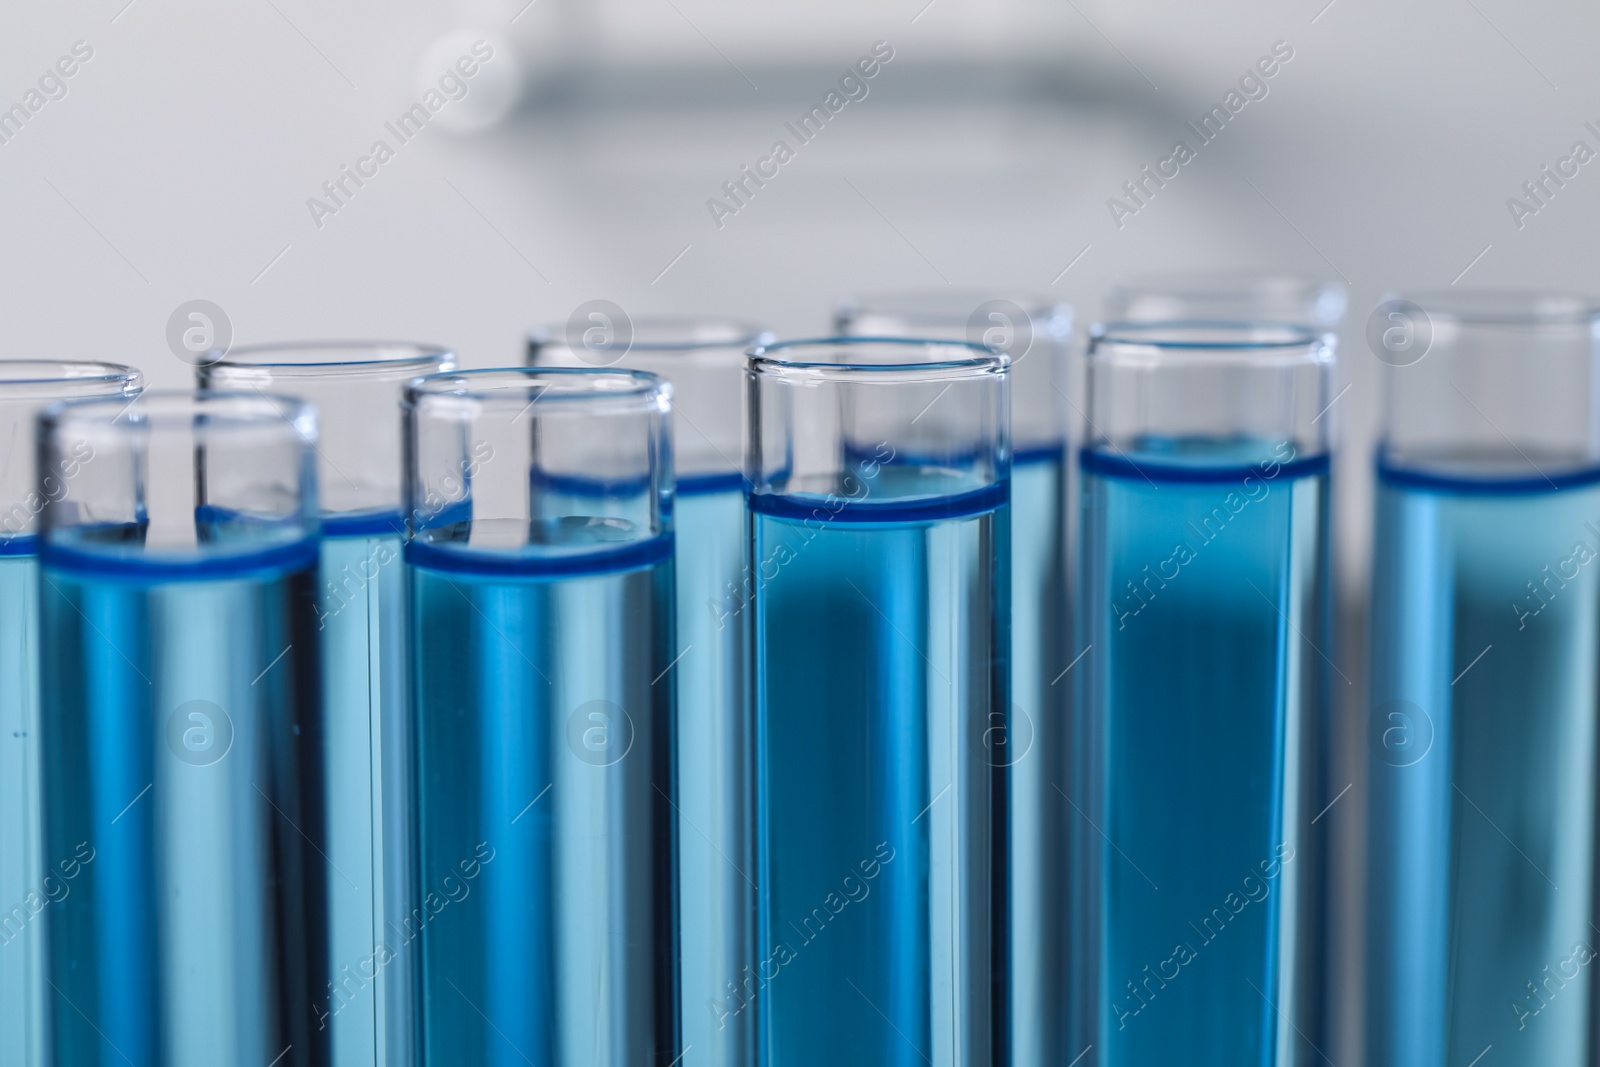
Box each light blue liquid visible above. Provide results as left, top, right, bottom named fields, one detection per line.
left=39, top=546, right=327, bottom=1067
left=317, top=526, right=412, bottom=1066
left=1077, top=441, right=1327, bottom=1067
left=1007, top=449, right=1070, bottom=1067
left=751, top=476, right=1009, bottom=1066
left=408, top=534, right=678, bottom=1066
left=0, top=551, right=42, bottom=1067
left=676, top=483, right=755, bottom=1067
left=1365, top=462, right=1600, bottom=1067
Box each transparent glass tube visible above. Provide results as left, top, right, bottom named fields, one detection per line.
left=529, top=318, right=765, bottom=1067
left=202, top=341, right=453, bottom=1067
left=746, top=338, right=1009, bottom=1067
left=1102, top=272, right=1348, bottom=330
left=1364, top=293, right=1600, bottom=1066
left=1075, top=323, right=1332, bottom=1066
left=403, top=368, right=678, bottom=1065
left=0, top=361, right=140, bottom=1067
left=37, top=391, right=324, bottom=1066
left=833, top=295, right=1074, bottom=1067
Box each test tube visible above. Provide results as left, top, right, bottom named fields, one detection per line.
left=834, top=295, right=1072, bottom=1066
left=201, top=342, right=455, bottom=1066
left=746, top=338, right=1009, bottom=1065
left=404, top=368, right=678, bottom=1065
left=38, top=391, right=325, bottom=1065
left=1102, top=272, right=1348, bottom=330
left=1074, top=323, right=1332, bottom=1064
left=0, top=362, right=141, bottom=1067
left=529, top=317, right=770, bottom=1067
left=1364, top=293, right=1600, bottom=1066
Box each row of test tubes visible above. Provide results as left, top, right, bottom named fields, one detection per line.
left=0, top=281, right=1592, bottom=1066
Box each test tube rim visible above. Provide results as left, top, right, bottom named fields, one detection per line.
left=404, top=366, right=672, bottom=415
left=41, top=388, right=315, bottom=438
left=747, top=336, right=1007, bottom=384
left=0, top=360, right=143, bottom=399
left=833, top=292, right=1073, bottom=331
left=528, top=316, right=772, bottom=356
left=1088, top=320, right=1333, bottom=369
left=1386, top=289, right=1597, bottom=328
left=1104, top=270, right=1346, bottom=304
left=204, top=340, right=456, bottom=377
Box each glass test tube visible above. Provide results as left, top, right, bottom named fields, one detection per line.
left=1102, top=272, right=1348, bottom=330
left=1102, top=273, right=1346, bottom=1055
left=404, top=368, right=678, bottom=1065
left=746, top=339, right=1009, bottom=1066
left=1364, top=293, right=1600, bottom=1066
left=834, top=296, right=1073, bottom=1067
left=202, top=342, right=455, bottom=1066
left=38, top=391, right=325, bottom=1066
left=0, top=362, right=141, bottom=1067
left=529, top=318, right=770, bottom=1067
left=1075, top=323, right=1332, bottom=1065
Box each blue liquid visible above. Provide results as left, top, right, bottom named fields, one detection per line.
left=750, top=476, right=1008, bottom=1066
left=39, top=548, right=327, bottom=1067
left=676, top=487, right=756, bottom=1067
left=1365, top=462, right=1600, bottom=1067
left=317, top=528, right=412, bottom=1066
left=0, top=553, right=42, bottom=1067
left=409, top=534, right=678, bottom=1066
left=1007, top=449, right=1070, bottom=1067
left=1077, top=442, right=1328, bottom=1066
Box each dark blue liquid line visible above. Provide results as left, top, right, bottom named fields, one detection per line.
left=39, top=538, right=320, bottom=581
left=1376, top=450, right=1600, bottom=495
left=748, top=480, right=1007, bottom=524
left=0, top=534, right=37, bottom=556
left=677, top=470, right=746, bottom=496
left=1015, top=442, right=1066, bottom=466
left=1081, top=446, right=1329, bottom=484
left=404, top=533, right=672, bottom=577
left=321, top=509, right=406, bottom=537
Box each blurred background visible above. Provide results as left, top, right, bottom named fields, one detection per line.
left=4, top=0, right=1598, bottom=1057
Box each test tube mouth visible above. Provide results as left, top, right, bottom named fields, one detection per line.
left=835, top=293, right=1071, bottom=327
left=44, top=389, right=315, bottom=434
left=406, top=367, right=671, bottom=413
left=207, top=341, right=455, bottom=377
left=1106, top=271, right=1344, bottom=301
left=530, top=317, right=771, bottom=354
left=0, top=360, right=143, bottom=399
left=1388, top=290, right=1595, bottom=327
left=748, top=337, right=1007, bottom=382
left=1090, top=320, right=1330, bottom=364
